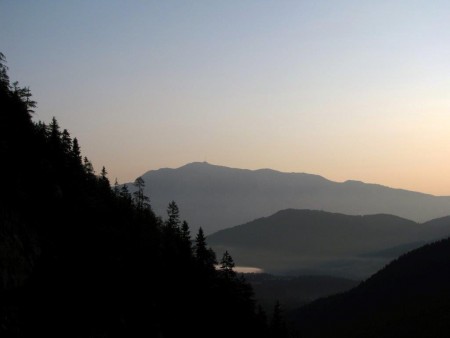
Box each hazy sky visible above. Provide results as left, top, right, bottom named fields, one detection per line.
left=1, top=1, right=450, bottom=195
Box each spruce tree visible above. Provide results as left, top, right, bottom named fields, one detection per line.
left=61, top=129, right=72, bottom=155
left=120, top=184, right=131, bottom=203
left=181, top=221, right=191, bottom=243
left=71, top=138, right=82, bottom=166
left=220, top=251, right=236, bottom=279
left=100, top=166, right=109, bottom=183
left=98, top=166, right=110, bottom=192
left=49, top=117, right=61, bottom=144
left=11, top=82, right=36, bottom=114
left=133, top=176, right=150, bottom=211
left=0, top=52, right=10, bottom=91
left=195, top=228, right=216, bottom=269
left=83, top=157, right=94, bottom=175
left=166, top=200, right=180, bottom=231
left=113, top=178, right=120, bottom=196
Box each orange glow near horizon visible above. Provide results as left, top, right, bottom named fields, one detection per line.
left=3, top=1, right=450, bottom=196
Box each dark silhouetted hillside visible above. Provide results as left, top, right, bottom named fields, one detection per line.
left=245, top=273, right=358, bottom=313
left=289, top=237, right=450, bottom=337
left=0, top=53, right=269, bottom=338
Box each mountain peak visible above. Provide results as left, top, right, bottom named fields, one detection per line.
left=136, top=162, right=450, bottom=234
left=181, top=161, right=212, bottom=168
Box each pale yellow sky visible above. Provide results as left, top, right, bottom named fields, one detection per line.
left=2, top=1, right=450, bottom=195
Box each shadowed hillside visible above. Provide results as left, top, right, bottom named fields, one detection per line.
left=245, top=273, right=359, bottom=313
left=208, top=209, right=450, bottom=278
left=0, top=54, right=272, bottom=338
left=289, top=237, right=450, bottom=337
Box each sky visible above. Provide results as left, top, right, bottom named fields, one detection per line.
left=1, top=1, right=450, bottom=195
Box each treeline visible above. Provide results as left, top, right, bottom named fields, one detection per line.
left=0, top=53, right=292, bottom=337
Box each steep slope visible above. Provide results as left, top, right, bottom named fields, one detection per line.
left=289, top=237, right=450, bottom=337
left=207, top=210, right=450, bottom=278
left=130, top=162, right=450, bottom=234
left=0, top=57, right=261, bottom=338
left=245, top=273, right=359, bottom=313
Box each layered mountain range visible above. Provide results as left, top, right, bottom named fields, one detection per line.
left=208, top=209, right=450, bottom=278
left=132, top=162, right=450, bottom=234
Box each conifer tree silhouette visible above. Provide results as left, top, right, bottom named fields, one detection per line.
left=220, top=250, right=236, bottom=279
left=166, top=200, right=180, bottom=232
left=133, top=176, right=150, bottom=211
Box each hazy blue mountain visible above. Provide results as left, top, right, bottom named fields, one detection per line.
left=207, top=209, right=450, bottom=278
left=130, top=162, right=450, bottom=234
left=289, top=237, right=450, bottom=337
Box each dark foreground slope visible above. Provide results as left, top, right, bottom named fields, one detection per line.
left=208, top=209, right=450, bottom=278
left=130, top=162, right=450, bottom=233
left=0, top=55, right=265, bottom=338
left=245, top=273, right=359, bottom=313
left=289, top=237, right=450, bottom=338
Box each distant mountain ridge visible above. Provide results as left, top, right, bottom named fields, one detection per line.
left=207, top=209, right=450, bottom=278
left=130, top=162, right=450, bottom=234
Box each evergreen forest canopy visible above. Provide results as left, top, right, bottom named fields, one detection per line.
left=0, top=53, right=289, bottom=337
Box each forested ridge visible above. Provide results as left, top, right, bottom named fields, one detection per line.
left=0, top=54, right=287, bottom=338
left=289, top=237, right=450, bottom=337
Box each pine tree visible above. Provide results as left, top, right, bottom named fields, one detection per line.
left=61, top=129, right=72, bottom=155
left=220, top=251, right=236, bottom=279
left=35, top=121, right=48, bottom=138
left=100, top=166, right=109, bottom=182
left=100, top=166, right=107, bottom=178
left=195, top=227, right=207, bottom=259
left=181, top=221, right=191, bottom=243
left=113, top=178, right=120, bottom=196
left=49, top=117, right=61, bottom=144
left=178, top=220, right=193, bottom=260
left=98, top=166, right=110, bottom=191
left=120, top=184, right=131, bottom=203
left=83, top=157, right=94, bottom=175
left=71, top=138, right=82, bottom=165
left=166, top=200, right=180, bottom=231
left=0, top=52, right=10, bottom=91
left=195, top=228, right=217, bottom=269
left=133, top=176, right=150, bottom=211
left=11, top=82, right=36, bottom=114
